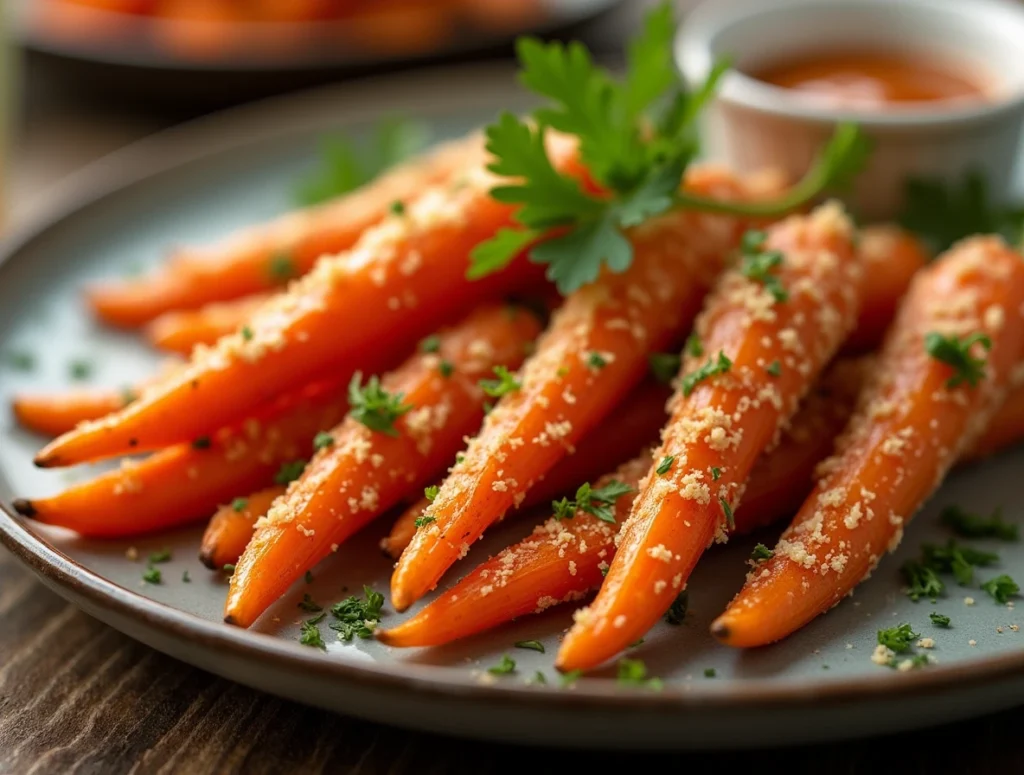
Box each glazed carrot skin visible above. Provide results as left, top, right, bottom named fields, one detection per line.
left=35, top=153, right=566, bottom=468
left=557, top=202, right=862, bottom=671
left=379, top=379, right=671, bottom=559
left=378, top=454, right=651, bottom=648
left=712, top=236, right=1024, bottom=649
left=844, top=225, right=930, bottom=353
left=379, top=358, right=1024, bottom=649
left=86, top=133, right=485, bottom=327
left=199, top=485, right=285, bottom=570
left=11, top=374, right=375, bottom=538
left=145, top=293, right=272, bottom=355
left=390, top=166, right=785, bottom=612
left=12, top=389, right=133, bottom=438
left=224, top=304, right=542, bottom=628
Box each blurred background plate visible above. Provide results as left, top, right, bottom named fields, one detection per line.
left=10, top=0, right=623, bottom=108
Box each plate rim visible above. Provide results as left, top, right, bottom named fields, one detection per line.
left=2, top=60, right=1024, bottom=727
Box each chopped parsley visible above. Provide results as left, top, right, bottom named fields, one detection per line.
left=530, top=671, right=547, bottom=685
left=305, top=570, right=314, bottom=584
left=739, top=230, right=788, bottom=302
left=191, top=436, right=212, bottom=450
left=929, top=612, right=951, bottom=627
left=750, top=543, right=774, bottom=561
left=182, top=570, right=191, bottom=583
left=241, top=326, right=253, bottom=341
left=901, top=560, right=944, bottom=602
left=223, top=564, right=236, bottom=575
left=711, top=467, right=721, bottom=480
left=69, top=359, right=93, bottom=381
left=438, top=360, right=455, bottom=378
left=267, top=253, right=298, bottom=284
left=514, top=640, right=545, bottom=653
left=681, top=351, right=732, bottom=397
left=299, top=613, right=327, bottom=650
left=921, top=540, right=998, bottom=586
left=479, top=365, right=522, bottom=398
left=414, top=514, right=436, bottom=529
left=419, top=334, right=441, bottom=353
left=685, top=332, right=703, bottom=358
left=924, top=331, right=991, bottom=388
left=655, top=455, right=674, bottom=476
left=329, top=585, right=384, bottom=641
left=648, top=352, right=681, bottom=384
left=551, top=479, right=634, bottom=523
left=273, top=459, right=307, bottom=485
left=467, top=3, right=868, bottom=294
left=348, top=371, right=413, bottom=436
left=148, top=548, right=172, bottom=564
left=981, top=574, right=1019, bottom=604
left=294, top=117, right=428, bottom=206
left=664, top=590, right=688, bottom=625
left=766, top=360, right=782, bottom=377
left=232, top=497, right=248, bottom=513
left=313, top=431, right=335, bottom=451
left=719, top=496, right=734, bottom=528
left=940, top=505, right=1017, bottom=541
left=298, top=593, right=323, bottom=612
left=616, top=658, right=662, bottom=691
left=704, top=668, right=716, bottom=678
left=488, top=654, right=517, bottom=675
left=390, top=200, right=406, bottom=216
left=423, top=485, right=439, bottom=502
left=121, top=387, right=138, bottom=406
left=560, top=669, right=583, bottom=687
left=587, top=351, right=608, bottom=369
left=877, top=623, right=918, bottom=653
left=142, top=566, right=162, bottom=584
left=4, top=351, right=34, bottom=371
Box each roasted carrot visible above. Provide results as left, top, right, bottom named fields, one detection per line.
left=380, top=379, right=670, bottom=559
left=86, top=133, right=485, bottom=327
left=13, top=388, right=134, bottom=438
left=963, top=366, right=1024, bottom=461
left=199, top=485, right=285, bottom=570
left=844, top=224, right=930, bottom=353
left=34, top=148, right=576, bottom=467
left=145, top=293, right=272, bottom=355
left=556, top=202, right=861, bottom=671
left=389, top=166, right=785, bottom=612
left=223, top=304, right=542, bottom=628
left=712, top=236, right=1024, bottom=649
left=11, top=371, right=382, bottom=538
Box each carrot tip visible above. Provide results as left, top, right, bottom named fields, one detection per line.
left=709, top=618, right=731, bottom=643
left=32, top=453, right=58, bottom=469
left=197, top=549, right=218, bottom=571
left=223, top=614, right=239, bottom=627
left=12, top=498, right=36, bottom=517
left=390, top=591, right=413, bottom=614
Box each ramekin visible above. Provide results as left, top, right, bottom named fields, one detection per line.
left=676, top=0, right=1024, bottom=219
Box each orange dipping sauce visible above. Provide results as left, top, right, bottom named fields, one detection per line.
left=753, top=52, right=989, bottom=109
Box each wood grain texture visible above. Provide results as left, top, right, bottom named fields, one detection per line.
left=1, top=546, right=1023, bottom=774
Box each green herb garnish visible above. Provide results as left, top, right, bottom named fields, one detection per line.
left=924, top=331, right=991, bottom=388
left=930, top=612, right=951, bottom=627
left=656, top=455, right=674, bottom=476
left=551, top=479, right=634, bottom=523
left=298, top=593, right=323, bottom=613
left=419, top=334, right=441, bottom=354
left=587, top=351, right=608, bottom=369
left=616, top=658, right=662, bottom=690
left=739, top=230, right=788, bottom=302
left=299, top=613, right=327, bottom=650
left=940, top=505, right=1017, bottom=541
left=313, top=431, right=335, bottom=451
left=981, top=574, right=1019, bottom=604
left=902, top=560, right=945, bottom=602
left=751, top=543, right=774, bottom=562
left=329, top=585, right=385, bottom=641
left=424, top=485, right=439, bottom=502
left=877, top=623, right=918, bottom=653
left=648, top=352, right=681, bottom=384
left=232, top=497, right=248, bottom=513
left=681, top=351, right=731, bottom=397
left=488, top=654, right=517, bottom=675
left=479, top=365, right=522, bottom=398
left=273, top=459, right=307, bottom=486
left=142, top=566, right=161, bottom=584
left=348, top=372, right=413, bottom=436
left=514, top=640, right=546, bottom=653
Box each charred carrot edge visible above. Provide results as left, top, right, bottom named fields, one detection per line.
left=556, top=202, right=862, bottom=671
left=11, top=371, right=380, bottom=538
left=843, top=224, right=930, bottom=354
left=33, top=142, right=583, bottom=468
left=712, top=236, right=1024, bottom=649
left=145, top=293, right=272, bottom=355
left=223, top=304, right=543, bottom=628
left=86, top=132, right=486, bottom=327
left=379, top=379, right=671, bottom=559
left=199, top=485, right=286, bottom=570
left=389, top=166, right=785, bottom=612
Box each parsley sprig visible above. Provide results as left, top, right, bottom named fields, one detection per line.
left=348, top=372, right=413, bottom=436
left=551, top=480, right=634, bottom=523
left=739, top=230, right=788, bottom=302
left=924, top=331, right=991, bottom=388
left=877, top=623, right=918, bottom=653
left=981, top=574, right=1019, bottom=604
left=940, top=505, right=1017, bottom=541
left=468, top=2, right=869, bottom=294
left=329, top=586, right=385, bottom=641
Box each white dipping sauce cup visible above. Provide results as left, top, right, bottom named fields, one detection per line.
left=676, top=0, right=1024, bottom=219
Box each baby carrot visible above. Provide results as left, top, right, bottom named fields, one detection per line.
left=35, top=157, right=561, bottom=468
left=389, top=166, right=782, bottom=612
left=557, top=202, right=862, bottom=671
left=145, top=293, right=272, bottom=355
left=12, top=374, right=368, bottom=538
left=13, top=388, right=134, bottom=438
left=223, top=304, right=542, bottom=628
left=86, top=133, right=485, bottom=327
left=712, top=236, right=1024, bottom=648
left=844, top=225, right=930, bottom=353
left=199, top=485, right=286, bottom=570
left=379, top=379, right=670, bottom=559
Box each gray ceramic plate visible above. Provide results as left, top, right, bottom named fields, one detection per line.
left=2, top=64, right=1024, bottom=751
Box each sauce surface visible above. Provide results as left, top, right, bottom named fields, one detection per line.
left=753, top=52, right=987, bottom=109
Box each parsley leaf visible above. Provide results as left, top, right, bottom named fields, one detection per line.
left=681, top=350, right=732, bottom=396
left=648, top=352, right=681, bottom=384
left=414, top=514, right=436, bottom=529
left=664, top=591, right=688, bottom=625
left=267, top=253, right=298, bottom=284
left=148, top=548, right=172, bottom=564
left=656, top=455, right=674, bottom=475
left=587, top=351, right=608, bottom=369
left=930, top=612, right=951, bottom=627
left=4, top=350, right=34, bottom=371
left=940, top=505, right=1017, bottom=541
left=552, top=479, right=634, bottom=523
left=329, top=585, right=385, bottom=641
left=704, top=668, right=716, bottom=678
left=69, top=360, right=93, bottom=381
left=924, top=331, right=991, bottom=388
left=685, top=332, right=703, bottom=358
left=142, top=566, right=161, bottom=584
left=981, top=574, right=1019, bottom=604
left=616, top=658, right=663, bottom=691
left=273, top=459, right=307, bottom=485
left=479, top=365, right=522, bottom=398
left=313, top=431, right=335, bottom=451
left=877, top=623, right=918, bottom=653
left=295, top=117, right=428, bottom=206
left=739, top=230, right=788, bottom=302
left=488, top=654, right=517, bottom=675
left=901, top=560, right=945, bottom=602
left=922, top=540, right=998, bottom=586
left=348, top=372, right=413, bottom=436
left=419, top=334, right=441, bottom=353
left=298, top=593, right=323, bottom=613
left=560, top=669, right=583, bottom=687
left=766, top=360, right=782, bottom=377
left=514, top=640, right=545, bottom=653
left=719, top=497, right=734, bottom=528
left=232, top=497, right=248, bottom=513
left=299, top=613, right=327, bottom=650
left=751, top=543, right=774, bottom=562
left=423, top=485, right=439, bottom=502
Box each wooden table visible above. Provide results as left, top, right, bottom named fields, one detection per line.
left=4, top=6, right=1024, bottom=772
